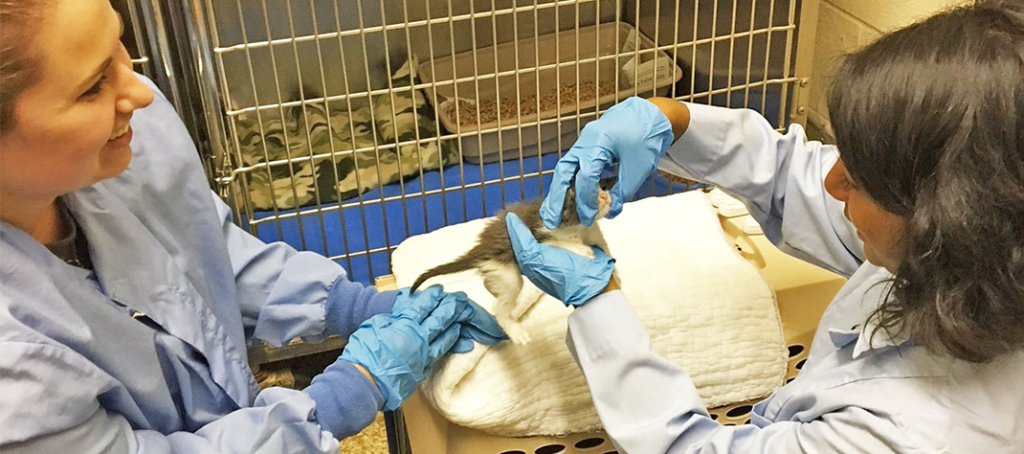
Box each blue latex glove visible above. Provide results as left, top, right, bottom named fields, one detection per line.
left=540, top=97, right=675, bottom=228
left=505, top=213, right=616, bottom=306
left=340, top=286, right=506, bottom=411
left=452, top=300, right=508, bottom=353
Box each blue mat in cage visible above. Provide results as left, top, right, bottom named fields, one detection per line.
left=246, top=152, right=693, bottom=285
left=246, top=95, right=784, bottom=285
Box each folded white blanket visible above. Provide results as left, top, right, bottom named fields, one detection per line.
left=390, top=192, right=785, bottom=436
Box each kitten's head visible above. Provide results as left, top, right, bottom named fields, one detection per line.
left=560, top=176, right=616, bottom=226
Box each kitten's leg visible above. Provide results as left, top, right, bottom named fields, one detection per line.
left=481, top=261, right=531, bottom=345
left=511, top=275, right=543, bottom=320
left=593, top=233, right=613, bottom=257
left=584, top=224, right=613, bottom=256
left=584, top=226, right=621, bottom=286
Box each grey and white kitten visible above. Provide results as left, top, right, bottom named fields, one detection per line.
left=410, top=178, right=616, bottom=345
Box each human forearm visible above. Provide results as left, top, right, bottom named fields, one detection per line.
left=646, top=97, right=691, bottom=141
left=304, top=359, right=385, bottom=440
left=7, top=390, right=343, bottom=454
left=324, top=281, right=398, bottom=339
left=601, top=276, right=620, bottom=294
left=656, top=103, right=864, bottom=276
left=566, top=291, right=716, bottom=453
left=214, top=189, right=398, bottom=345
left=351, top=363, right=376, bottom=385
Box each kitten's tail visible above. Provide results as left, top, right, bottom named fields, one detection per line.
left=410, top=256, right=478, bottom=293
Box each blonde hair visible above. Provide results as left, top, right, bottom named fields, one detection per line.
left=1, top=0, right=51, bottom=135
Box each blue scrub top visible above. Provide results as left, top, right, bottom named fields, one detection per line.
left=0, top=76, right=393, bottom=453
left=566, top=102, right=1024, bottom=453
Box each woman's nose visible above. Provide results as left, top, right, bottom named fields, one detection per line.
left=115, top=64, right=155, bottom=114
left=824, top=160, right=850, bottom=202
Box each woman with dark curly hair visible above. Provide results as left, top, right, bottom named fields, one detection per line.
left=506, top=1, right=1024, bottom=452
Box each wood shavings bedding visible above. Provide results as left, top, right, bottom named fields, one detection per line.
left=442, top=80, right=617, bottom=128
left=339, top=413, right=388, bottom=454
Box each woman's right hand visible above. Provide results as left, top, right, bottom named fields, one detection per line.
left=539, top=97, right=680, bottom=229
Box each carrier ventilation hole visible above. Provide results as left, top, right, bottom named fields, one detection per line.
left=786, top=377, right=796, bottom=384
left=710, top=413, right=719, bottom=420
left=600, top=451, right=619, bottom=454
left=724, top=423, right=737, bottom=427
left=535, top=444, right=565, bottom=454
left=726, top=405, right=753, bottom=418
left=787, top=344, right=805, bottom=357
left=574, top=438, right=606, bottom=449
left=498, top=451, right=526, bottom=454
left=795, top=359, right=807, bottom=370
left=743, top=418, right=752, bottom=425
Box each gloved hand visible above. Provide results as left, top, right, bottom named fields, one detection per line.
left=540, top=97, right=675, bottom=228
left=339, top=286, right=505, bottom=411
left=453, top=299, right=508, bottom=353
left=505, top=213, right=616, bottom=306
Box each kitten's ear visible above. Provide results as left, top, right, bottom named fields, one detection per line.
left=564, top=176, right=577, bottom=203
left=561, top=183, right=580, bottom=225
left=599, top=176, right=618, bottom=191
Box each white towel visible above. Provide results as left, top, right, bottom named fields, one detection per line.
left=390, top=192, right=786, bottom=436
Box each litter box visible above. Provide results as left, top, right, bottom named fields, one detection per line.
left=374, top=193, right=846, bottom=454
left=418, top=22, right=684, bottom=164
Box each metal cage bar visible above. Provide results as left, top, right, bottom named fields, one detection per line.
left=119, top=0, right=209, bottom=171
left=156, top=0, right=819, bottom=286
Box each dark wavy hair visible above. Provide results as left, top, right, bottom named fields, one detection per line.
left=828, top=0, right=1024, bottom=363
left=0, top=0, right=51, bottom=135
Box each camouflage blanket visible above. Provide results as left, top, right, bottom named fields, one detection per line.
left=235, top=57, right=455, bottom=210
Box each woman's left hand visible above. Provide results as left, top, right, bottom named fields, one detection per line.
left=340, top=286, right=505, bottom=411
left=505, top=213, right=616, bottom=306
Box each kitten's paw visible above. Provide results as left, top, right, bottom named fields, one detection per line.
left=501, top=323, right=532, bottom=345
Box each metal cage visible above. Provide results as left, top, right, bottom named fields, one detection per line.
left=152, top=0, right=819, bottom=286
left=119, top=0, right=217, bottom=179
left=117, top=1, right=161, bottom=90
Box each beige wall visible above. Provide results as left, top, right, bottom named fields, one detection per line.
left=805, top=0, right=972, bottom=140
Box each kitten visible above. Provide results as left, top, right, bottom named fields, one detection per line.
left=410, top=178, right=616, bottom=345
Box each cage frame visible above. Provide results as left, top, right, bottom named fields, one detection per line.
left=146, top=0, right=820, bottom=286
left=121, top=1, right=826, bottom=452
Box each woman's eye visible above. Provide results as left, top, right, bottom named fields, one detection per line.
left=82, top=75, right=108, bottom=97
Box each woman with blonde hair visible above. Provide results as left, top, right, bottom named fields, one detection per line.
left=0, top=1, right=504, bottom=452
